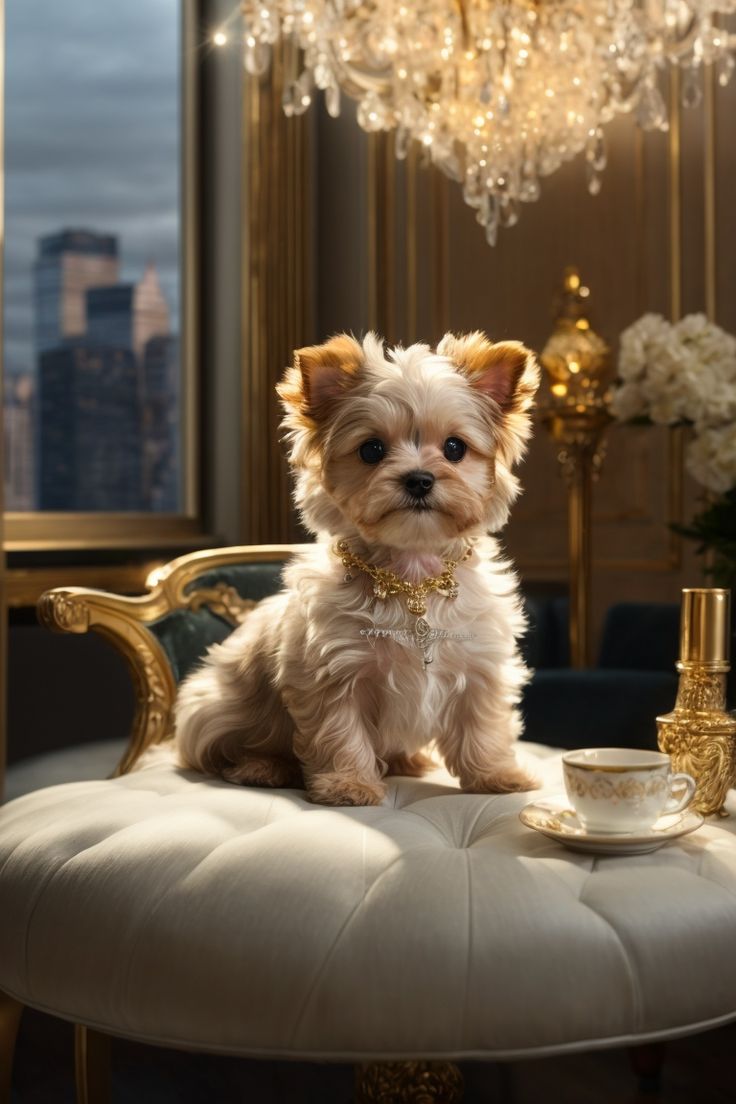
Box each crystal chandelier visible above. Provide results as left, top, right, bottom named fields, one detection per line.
left=218, top=1, right=736, bottom=244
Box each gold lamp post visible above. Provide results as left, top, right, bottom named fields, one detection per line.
left=540, top=268, right=611, bottom=668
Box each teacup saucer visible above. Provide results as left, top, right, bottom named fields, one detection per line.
left=519, top=797, right=704, bottom=855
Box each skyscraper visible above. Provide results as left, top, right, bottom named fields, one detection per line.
left=34, top=229, right=119, bottom=354
left=38, top=343, right=142, bottom=510
left=87, top=262, right=170, bottom=361
left=133, top=263, right=171, bottom=361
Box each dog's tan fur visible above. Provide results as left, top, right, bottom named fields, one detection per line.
left=175, top=332, right=541, bottom=805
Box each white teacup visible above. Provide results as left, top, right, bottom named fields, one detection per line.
left=562, top=748, right=697, bottom=834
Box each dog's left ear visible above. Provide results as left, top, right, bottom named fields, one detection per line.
left=438, top=331, right=540, bottom=465
left=437, top=331, right=539, bottom=413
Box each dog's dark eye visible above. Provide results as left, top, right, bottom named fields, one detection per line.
left=443, top=437, right=466, bottom=462
left=359, top=438, right=385, bottom=464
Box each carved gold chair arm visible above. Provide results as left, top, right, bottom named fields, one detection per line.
left=37, top=586, right=178, bottom=776
left=37, top=544, right=305, bottom=776
left=146, top=543, right=304, bottom=607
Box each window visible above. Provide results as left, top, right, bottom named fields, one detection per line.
left=4, top=0, right=199, bottom=546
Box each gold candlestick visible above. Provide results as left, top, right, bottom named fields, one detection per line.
left=657, top=588, right=736, bottom=817
left=540, top=268, right=611, bottom=668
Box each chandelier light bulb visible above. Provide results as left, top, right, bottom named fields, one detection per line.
left=236, top=0, right=736, bottom=244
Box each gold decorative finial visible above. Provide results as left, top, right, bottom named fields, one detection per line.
left=657, top=587, right=736, bottom=817
left=541, top=266, right=609, bottom=406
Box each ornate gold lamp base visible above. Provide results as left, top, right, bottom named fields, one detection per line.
left=657, top=589, right=736, bottom=817
left=540, top=268, right=611, bottom=669
left=355, top=1061, right=464, bottom=1103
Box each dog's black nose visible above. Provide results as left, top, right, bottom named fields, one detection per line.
left=404, top=469, right=435, bottom=498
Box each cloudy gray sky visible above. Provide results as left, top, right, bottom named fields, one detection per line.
left=4, top=0, right=179, bottom=376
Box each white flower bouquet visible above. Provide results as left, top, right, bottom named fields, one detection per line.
left=611, top=312, right=736, bottom=585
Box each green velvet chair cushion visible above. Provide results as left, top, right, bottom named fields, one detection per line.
left=149, top=563, right=286, bottom=684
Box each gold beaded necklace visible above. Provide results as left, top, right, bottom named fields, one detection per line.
left=335, top=539, right=473, bottom=667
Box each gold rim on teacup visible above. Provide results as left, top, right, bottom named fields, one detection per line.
left=562, top=748, right=672, bottom=773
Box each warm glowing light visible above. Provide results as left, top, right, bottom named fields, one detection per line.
left=213, top=30, right=228, bottom=46
left=551, top=383, right=568, bottom=397
left=568, top=360, right=581, bottom=374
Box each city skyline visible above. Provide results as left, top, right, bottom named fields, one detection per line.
left=5, top=227, right=179, bottom=512
left=3, top=0, right=181, bottom=513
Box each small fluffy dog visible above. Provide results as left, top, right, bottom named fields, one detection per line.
left=175, top=331, right=540, bottom=805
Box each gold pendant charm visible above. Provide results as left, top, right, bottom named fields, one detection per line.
left=373, top=581, right=389, bottom=599
left=407, top=594, right=427, bottom=616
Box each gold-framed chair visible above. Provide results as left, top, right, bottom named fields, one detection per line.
left=37, top=544, right=303, bottom=777
left=3, top=543, right=463, bottom=1104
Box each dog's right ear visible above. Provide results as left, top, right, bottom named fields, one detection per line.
left=277, top=334, right=363, bottom=424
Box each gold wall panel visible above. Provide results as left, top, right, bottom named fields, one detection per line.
left=715, top=46, right=736, bottom=332
left=314, top=108, right=371, bottom=339
left=679, top=78, right=707, bottom=318
left=242, top=46, right=312, bottom=543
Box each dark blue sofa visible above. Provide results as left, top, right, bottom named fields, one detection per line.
left=521, top=596, right=680, bottom=751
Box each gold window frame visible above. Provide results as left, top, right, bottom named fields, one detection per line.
left=3, top=0, right=202, bottom=555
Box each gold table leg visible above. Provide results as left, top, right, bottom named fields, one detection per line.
left=75, top=1024, right=111, bottom=1104
left=355, top=1060, right=464, bottom=1102
left=0, top=991, right=23, bottom=1104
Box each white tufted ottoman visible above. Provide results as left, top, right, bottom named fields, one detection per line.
left=2, top=741, right=736, bottom=1099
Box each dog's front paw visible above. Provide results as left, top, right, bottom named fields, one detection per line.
left=462, top=762, right=539, bottom=795
left=221, top=756, right=303, bottom=788
left=308, top=772, right=386, bottom=807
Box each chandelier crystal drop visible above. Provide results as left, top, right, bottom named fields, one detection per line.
left=229, top=1, right=736, bottom=243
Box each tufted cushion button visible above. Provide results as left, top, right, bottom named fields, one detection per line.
left=1, top=743, right=736, bottom=1059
